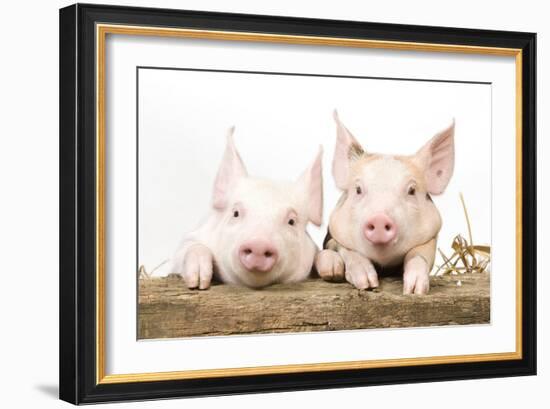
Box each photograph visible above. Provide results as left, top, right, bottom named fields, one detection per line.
left=56, top=3, right=536, bottom=404
left=1, top=0, right=546, bottom=406
left=137, top=67, right=492, bottom=339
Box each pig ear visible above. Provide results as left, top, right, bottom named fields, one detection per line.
left=212, top=127, right=248, bottom=210
left=332, top=110, right=365, bottom=190
left=297, top=146, right=323, bottom=226
left=415, top=120, right=455, bottom=195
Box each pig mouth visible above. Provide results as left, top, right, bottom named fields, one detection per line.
left=244, top=266, right=276, bottom=275
left=235, top=262, right=282, bottom=289
left=369, top=238, right=399, bottom=247
left=363, top=237, right=400, bottom=257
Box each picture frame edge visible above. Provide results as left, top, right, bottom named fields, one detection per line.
left=59, top=3, right=537, bottom=404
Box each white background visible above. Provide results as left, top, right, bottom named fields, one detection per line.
left=138, top=67, right=492, bottom=276
left=0, top=0, right=547, bottom=408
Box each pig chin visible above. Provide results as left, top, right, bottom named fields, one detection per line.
left=225, top=252, right=283, bottom=289
left=233, top=265, right=283, bottom=289
left=361, top=237, right=405, bottom=267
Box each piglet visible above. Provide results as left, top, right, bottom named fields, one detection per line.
left=171, top=128, right=323, bottom=289
left=316, top=111, right=455, bottom=295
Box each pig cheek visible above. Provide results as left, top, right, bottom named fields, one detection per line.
left=330, top=201, right=360, bottom=251
left=351, top=200, right=371, bottom=249
left=398, top=200, right=440, bottom=254
left=286, top=230, right=304, bottom=271
left=420, top=200, right=442, bottom=239
left=271, top=228, right=299, bottom=275
left=387, top=201, right=418, bottom=247
left=216, top=221, right=248, bottom=279
left=390, top=204, right=409, bottom=237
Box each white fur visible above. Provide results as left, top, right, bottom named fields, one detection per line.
left=323, top=113, right=455, bottom=294
left=171, top=132, right=322, bottom=289
left=331, top=155, right=442, bottom=267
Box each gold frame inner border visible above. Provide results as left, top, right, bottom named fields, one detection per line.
left=95, top=23, right=523, bottom=385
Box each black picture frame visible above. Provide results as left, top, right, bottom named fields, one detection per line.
left=59, top=3, right=536, bottom=404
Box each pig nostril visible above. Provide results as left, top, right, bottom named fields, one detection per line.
left=364, top=214, right=397, bottom=244
left=239, top=242, right=278, bottom=272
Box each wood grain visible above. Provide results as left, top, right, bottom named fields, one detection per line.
left=138, top=273, right=490, bottom=339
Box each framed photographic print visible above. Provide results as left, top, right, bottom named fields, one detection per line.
left=59, top=3, right=536, bottom=404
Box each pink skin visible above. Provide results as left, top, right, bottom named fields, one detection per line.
left=172, top=128, right=323, bottom=289
left=316, top=111, right=455, bottom=295
left=238, top=239, right=279, bottom=273
left=364, top=213, right=397, bottom=245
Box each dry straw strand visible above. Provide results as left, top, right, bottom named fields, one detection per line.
left=434, top=193, right=491, bottom=277
left=138, top=259, right=170, bottom=280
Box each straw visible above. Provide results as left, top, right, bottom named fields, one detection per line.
left=434, top=193, right=491, bottom=277
left=138, top=259, right=169, bottom=280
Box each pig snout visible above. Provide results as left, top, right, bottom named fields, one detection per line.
left=364, top=213, right=397, bottom=245
left=238, top=240, right=278, bottom=272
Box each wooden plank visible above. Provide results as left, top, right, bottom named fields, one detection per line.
left=138, top=273, right=490, bottom=339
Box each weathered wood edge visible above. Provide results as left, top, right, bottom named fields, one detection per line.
left=138, top=274, right=490, bottom=339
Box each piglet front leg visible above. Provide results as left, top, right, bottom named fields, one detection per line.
left=339, top=248, right=379, bottom=290
left=403, top=238, right=436, bottom=295
left=403, top=257, right=430, bottom=295
left=181, top=243, right=214, bottom=290
left=315, top=249, right=345, bottom=282
left=317, top=240, right=378, bottom=289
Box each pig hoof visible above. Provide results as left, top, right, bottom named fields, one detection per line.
left=342, top=251, right=379, bottom=290
left=403, top=257, right=430, bottom=295
left=183, top=244, right=214, bottom=290
left=315, top=250, right=345, bottom=282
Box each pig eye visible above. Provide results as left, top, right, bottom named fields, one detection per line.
left=355, top=186, right=362, bottom=195
left=233, top=210, right=239, bottom=218
left=408, top=185, right=416, bottom=196
left=286, top=211, right=298, bottom=227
